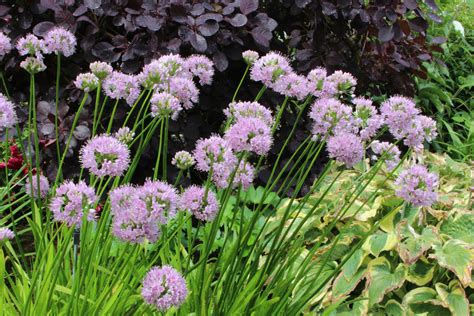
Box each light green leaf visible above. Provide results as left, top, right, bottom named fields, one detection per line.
left=362, top=231, right=397, bottom=257
left=430, top=239, right=474, bottom=287
left=435, top=281, right=470, bottom=316
left=440, top=213, right=474, bottom=243
left=403, top=287, right=450, bottom=315
left=396, top=221, right=438, bottom=264
left=383, top=299, right=405, bottom=316
left=330, top=249, right=367, bottom=302
left=406, top=259, right=435, bottom=286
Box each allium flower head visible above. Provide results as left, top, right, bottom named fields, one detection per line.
left=309, top=98, right=354, bottom=138
left=224, top=101, right=273, bottom=127
left=212, top=160, right=255, bottom=190
left=353, top=97, right=384, bottom=140
left=110, top=185, right=160, bottom=243
left=80, top=135, right=130, bottom=177
left=225, top=117, right=273, bottom=155
left=0, top=95, right=18, bottom=130
left=193, top=136, right=236, bottom=172
left=16, top=34, right=45, bottom=57
left=157, top=54, right=187, bottom=79
left=371, top=141, right=401, bottom=171
left=327, top=132, right=364, bottom=168
left=172, top=151, right=195, bottom=170
left=50, top=181, right=97, bottom=227
left=273, top=73, right=311, bottom=100
left=0, top=32, right=12, bottom=56
left=180, top=185, right=219, bottom=221
left=307, top=67, right=327, bottom=97
left=20, top=57, right=46, bottom=74
left=43, top=27, right=76, bottom=57
left=242, top=50, right=259, bottom=65
left=150, top=92, right=182, bottom=120
left=250, top=52, right=293, bottom=88
left=186, top=55, right=214, bottom=85
left=114, top=127, right=135, bottom=145
left=142, top=265, right=188, bottom=311
left=103, top=72, right=141, bottom=106
left=403, top=115, right=437, bottom=151
left=90, top=61, right=113, bottom=80
left=326, top=70, right=357, bottom=96
left=380, top=95, right=420, bottom=139
left=0, top=227, right=14, bottom=241
left=74, top=72, right=99, bottom=92
left=25, top=174, right=50, bottom=198
left=136, top=179, right=179, bottom=224
left=139, top=60, right=168, bottom=89
left=395, top=165, right=438, bottom=207
left=168, top=77, right=199, bottom=110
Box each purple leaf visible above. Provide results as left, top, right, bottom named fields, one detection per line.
left=405, top=0, right=417, bottom=10
left=425, top=0, right=438, bottom=11
left=190, top=33, right=207, bottom=52
left=73, top=125, right=91, bottom=140
left=378, top=25, right=394, bottom=42
left=431, top=36, right=446, bottom=44
left=295, top=0, right=311, bottom=8
left=251, top=26, right=272, bottom=47
left=428, top=13, right=442, bottom=23
left=228, top=13, right=248, bottom=27
left=222, top=5, right=235, bottom=15
left=196, top=13, right=223, bottom=25
left=84, top=0, right=101, bottom=10
left=213, top=51, right=228, bottom=71
left=92, top=42, right=120, bottom=62
left=33, top=21, right=55, bottom=36
left=240, top=0, right=258, bottom=15
left=198, top=21, right=219, bottom=37
left=0, top=5, right=10, bottom=16
left=73, top=5, right=88, bottom=16
left=321, top=1, right=337, bottom=16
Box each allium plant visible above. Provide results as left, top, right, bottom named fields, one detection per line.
left=0, top=43, right=447, bottom=316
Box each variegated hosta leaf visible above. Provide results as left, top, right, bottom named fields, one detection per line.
left=402, top=287, right=451, bottom=315
left=363, top=257, right=407, bottom=307
left=430, top=239, right=474, bottom=287
left=440, top=212, right=474, bottom=243
left=406, top=259, right=435, bottom=286
left=435, top=280, right=470, bottom=316
left=383, top=299, right=405, bottom=316
left=330, top=249, right=367, bottom=302
left=396, top=220, right=439, bottom=264
left=362, top=231, right=397, bottom=257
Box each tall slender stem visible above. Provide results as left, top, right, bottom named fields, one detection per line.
left=92, top=81, right=102, bottom=136
left=0, top=71, right=10, bottom=98
left=54, top=54, right=61, bottom=166
left=232, top=65, right=249, bottom=102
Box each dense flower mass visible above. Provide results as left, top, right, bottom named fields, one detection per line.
left=142, top=266, right=188, bottom=312
left=50, top=181, right=97, bottom=227
left=193, top=136, right=236, bottom=172
left=395, top=165, right=438, bottom=207
left=273, top=73, right=311, bottom=100
left=380, top=96, right=420, bottom=139
left=224, top=101, right=273, bottom=127
left=371, top=141, right=401, bottom=171
left=250, top=52, right=292, bottom=88
left=114, top=127, right=135, bottom=145
left=25, top=174, right=50, bottom=198
left=225, top=117, right=272, bottom=155
left=186, top=55, right=214, bottom=85
left=212, top=160, right=255, bottom=189
left=309, top=98, right=353, bottom=138
left=353, top=97, right=384, bottom=140
left=103, top=72, right=141, bottom=106
left=168, top=77, right=199, bottom=110
left=0, top=32, right=12, bottom=56
left=16, top=34, right=45, bottom=57
left=0, top=94, right=18, bottom=129
left=403, top=115, right=437, bottom=150
left=150, top=92, right=182, bottom=120
left=80, top=135, right=130, bottom=177
left=172, top=151, right=195, bottom=170
left=20, top=57, right=46, bottom=74
left=89, top=61, right=113, bottom=80
left=0, top=227, right=14, bottom=241
left=180, top=185, right=219, bottom=221
left=43, top=27, right=76, bottom=57
left=74, top=73, right=99, bottom=92
left=325, top=70, right=357, bottom=96
left=242, top=50, right=259, bottom=65
left=135, top=179, right=179, bottom=224
left=327, top=132, right=364, bottom=168
left=307, top=67, right=327, bottom=97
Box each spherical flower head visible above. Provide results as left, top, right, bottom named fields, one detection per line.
left=193, top=136, right=236, bottom=172
left=307, top=67, right=327, bottom=97
left=43, top=27, right=76, bottom=57
left=309, top=98, right=354, bottom=139
left=172, top=151, right=195, bottom=170
left=250, top=52, right=293, bottom=88
left=50, top=180, right=97, bottom=227
left=150, top=92, right=182, bottom=120
left=327, top=132, right=364, bottom=168
left=139, top=59, right=168, bottom=89
left=225, top=117, right=273, bottom=155
left=0, top=32, right=12, bottom=56
left=371, top=141, right=401, bottom=171
left=186, top=55, right=214, bottom=85
left=114, top=127, right=135, bottom=145
left=136, top=179, right=179, bottom=224
left=326, top=70, right=357, bottom=96
left=20, top=57, right=46, bottom=74
left=180, top=185, right=219, bottom=221
left=224, top=101, right=273, bottom=127
left=395, top=165, right=438, bottom=207
left=90, top=61, right=113, bottom=80
left=380, top=95, right=420, bottom=139
left=74, top=72, right=99, bottom=92
left=168, top=77, right=199, bottom=110
left=0, top=227, right=14, bottom=241
left=142, top=265, right=188, bottom=312
left=80, top=135, right=130, bottom=177
left=273, top=73, right=311, bottom=101
left=212, top=160, right=255, bottom=190
left=0, top=95, right=18, bottom=130
left=242, top=50, right=259, bottom=65
left=403, top=115, right=437, bottom=151
left=157, top=54, right=187, bottom=79
left=16, top=34, right=45, bottom=57
left=103, top=72, right=141, bottom=106
left=25, top=174, right=50, bottom=198
left=353, top=97, right=384, bottom=141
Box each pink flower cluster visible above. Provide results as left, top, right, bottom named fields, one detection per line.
left=0, top=227, right=14, bottom=241
left=25, top=174, right=50, bottom=199
left=0, top=93, right=18, bottom=130
left=180, top=185, right=219, bottom=221
left=371, top=141, right=401, bottom=171
left=224, top=101, right=273, bottom=126
left=395, top=165, right=438, bottom=207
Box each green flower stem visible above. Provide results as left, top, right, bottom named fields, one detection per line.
left=271, top=96, right=289, bottom=134
left=106, top=99, right=120, bottom=133
left=92, top=81, right=102, bottom=136
left=0, top=71, right=10, bottom=98
left=232, top=65, right=250, bottom=102
left=123, top=89, right=149, bottom=127
left=54, top=54, right=61, bottom=165
left=153, top=117, right=165, bottom=179
left=255, top=86, right=266, bottom=101
left=94, top=95, right=109, bottom=133
left=162, top=116, right=169, bottom=180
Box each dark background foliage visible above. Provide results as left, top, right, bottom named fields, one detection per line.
left=0, top=0, right=440, bottom=192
